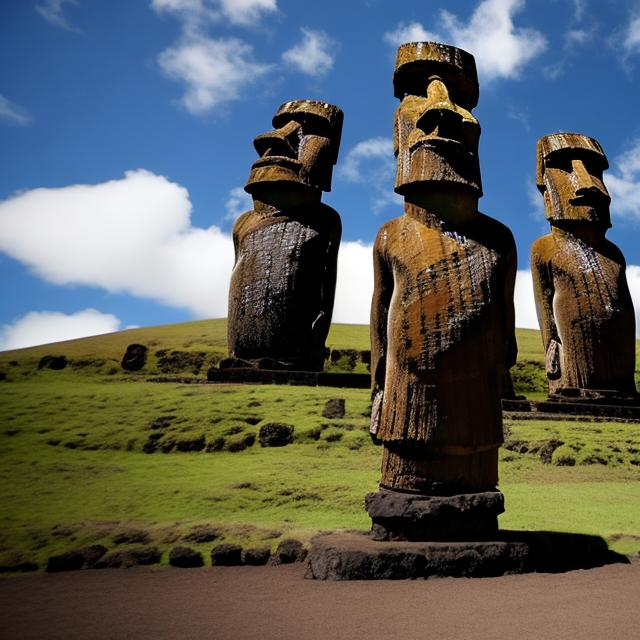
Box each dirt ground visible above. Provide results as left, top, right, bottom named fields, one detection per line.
left=1, top=562, right=639, bottom=640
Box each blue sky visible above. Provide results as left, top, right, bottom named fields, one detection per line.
left=1, top=0, right=640, bottom=349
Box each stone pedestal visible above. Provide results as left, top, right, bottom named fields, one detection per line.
left=365, top=489, right=504, bottom=542
left=305, top=530, right=626, bottom=580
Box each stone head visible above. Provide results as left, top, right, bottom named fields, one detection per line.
left=393, top=42, right=482, bottom=198
left=537, top=132, right=611, bottom=230
left=245, top=100, right=343, bottom=199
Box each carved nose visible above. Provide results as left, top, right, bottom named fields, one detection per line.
left=416, top=78, right=464, bottom=138
left=254, top=121, right=301, bottom=157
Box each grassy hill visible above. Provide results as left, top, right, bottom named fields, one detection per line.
left=0, top=320, right=639, bottom=573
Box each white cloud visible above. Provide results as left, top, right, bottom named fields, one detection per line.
left=623, top=15, right=640, bottom=58
left=224, top=186, right=252, bottom=222
left=0, top=95, right=31, bottom=126
left=333, top=241, right=374, bottom=324
left=626, top=265, right=640, bottom=337
left=282, top=28, right=337, bottom=76
left=565, top=28, right=590, bottom=46
left=514, top=269, right=539, bottom=330
left=383, top=21, right=441, bottom=48
left=606, top=138, right=640, bottom=220
left=384, top=0, right=546, bottom=82
left=151, top=0, right=276, bottom=27
left=36, top=0, right=81, bottom=33
left=338, top=137, right=402, bottom=214
left=0, top=170, right=234, bottom=318
left=572, top=0, right=585, bottom=22
left=158, top=35, right=272, bottom=114
left=0, top=309, right=121, bottom=351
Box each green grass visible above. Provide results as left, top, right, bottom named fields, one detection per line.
left=1, top=320, right=639, bottom=571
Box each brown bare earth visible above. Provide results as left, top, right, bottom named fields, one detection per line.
left=2, top=562, right=640, bottom=639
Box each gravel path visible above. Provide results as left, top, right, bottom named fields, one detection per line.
left=2, top=562, right=639, bottom=639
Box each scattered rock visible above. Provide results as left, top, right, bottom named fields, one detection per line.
left=554, top=455, right=576, bottom=466
left=503, top=439, right=529, bottom=454
left=242, top=547, right=271, bottom=566
left=0, top=372, right=7, bottom=381
left=121, top=344, right=148, bottom=371
left=206, top=437, right=226, bottom=452
left=0, top=554, right=38, bottom=573
left=38, top=355, right=67, bottom=370
left=175, top=435, right=206, bottom=452
left=169, top=546, right=204, bottom=568
left=95, top=546, right=161, bottom=568
left=211, top=543, right=243, bottom=566
left=113, top=529, right=150, bottom=545
left=539, top=439, right=564, bottom=464
left=272, top=538, right=307, bottom=564
left=46, top=551, right=85, bottom=573
left=324, top=431, right=343, bottom=442
left=142, top=433, right=163, bottom=453
left=583, top=455, right=608, bottom=465
left=81, top=545, right=108, bottom=567
left=245, top=416, right=262, bottom=425
left=322, top=398, right=346, bottom=419
left=360, top=350, right=371, bottom=365
left=226, top=434, right=255, bottom=452
left=148, top=416, right=175, bottom=430
left=247, top=400, right=261, bottom=408
left=156, top=350, right=206, bottom=375
left=258, top=423, right=294, bottom=448
left=224, top=425, right=244, bottom=435
left=183, top=525, right=221, bottom=543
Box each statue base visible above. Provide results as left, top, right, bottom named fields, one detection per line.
left=365, top=489, right=504, bottom=542
left=548, top=388, right=639, bottom=405
left=305, top=530, right=627, bottom=580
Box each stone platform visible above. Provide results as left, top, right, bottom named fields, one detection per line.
left=305, top=530, right=628, bottom=580
left=206, top=367, right=370, bottom=388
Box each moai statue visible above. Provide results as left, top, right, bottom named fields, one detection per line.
left=227, top=100, right=343, bottom=372
left=367, top=42, right=517, bottom=541
left=531, top=133, right=637, bottom=402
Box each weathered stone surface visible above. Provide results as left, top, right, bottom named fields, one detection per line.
left=305, top=531, right=628, bottom=580
left=365, top=489, right=504, bottom=541
left=258, top=422, right=294, bottom=447
left=242, top=546, right=271, bottom=566
left=113, top=529, right=150, bottom=545
left=169, top=546, right=204, bottom=568
left=272, top=538, right=307, bottom=564
left=0, top=554, right=38, bottom=573
left=211, top=543, right=243, bottom=566
left=532, top=133, right=638, bottom=402
left=227, top=100, right=343, bottom=372
left=95, top=546, right=161, bottom=569
left=370, top=42, right=516, bottom=496
left=156, top=350, right=206, bottom=375
left=183, top=525, right=221, bottom=543
left=175, top=435, right=206, bottom=452
left=207, top=367, right=370, bottom=388
left=121, top=344, right=147, bottom=371
left=46, top=551, right=85, bottom=573
left=322, top=398, right=346, bottom=419
left=38, top=355, right=67, bottom=370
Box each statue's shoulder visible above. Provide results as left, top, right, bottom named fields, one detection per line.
left=475, top=212, right=516, bottom=253
left=530, top=233, right=555, bottom=258
left=373, top=216, right=403, bottom=249
left=232, top=209, right=258, bottom=236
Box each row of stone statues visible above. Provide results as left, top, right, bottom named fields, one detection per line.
left=225, top=40, right=637, bottom=539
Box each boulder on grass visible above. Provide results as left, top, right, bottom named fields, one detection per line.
left=38, top=355, right=67, bottom=370
left=258, top=423, right=294, bottom=448
left=46, top=551, right=85, bottom=573
left=242, top=547, right=271, bottom=566
left=169, top=546, right=204, bottom=568
left=121, top=344, right=148, bottom=371
left=272, top=539, right=307, bottom=564
left=322, top=398, right=346, bottom=419
left=211, top=543, right=243, bottom=566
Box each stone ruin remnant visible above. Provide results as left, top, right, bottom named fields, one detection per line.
left=366, top=41, right=518, bottom=540
left=531, top=133, right=637, bottom=403
left=226, top=100, right=343, bottom=372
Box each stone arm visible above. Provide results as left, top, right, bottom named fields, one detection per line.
left=503, top=242, right=518, bottom=370
left=531, top=245, right=561, bottom=380
left=311, top=217, right=342, bottom=345
left=370, top=232, right=393, bottom=441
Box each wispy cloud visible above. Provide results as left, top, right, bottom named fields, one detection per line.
left=383, top=21, right=440, bottom=48
left=0, top=309, right=121, bottom=351
left=282, top=28, right=337, bottom=76
left=151, top=0, right=277, bottom=28
left=0, top=95, right=31, bottom=126
left=36, top=0, right=81, bottom=33
left=158, top=35, right=272, bottom=114
left=607, top=138, right=640, bottom=220
left=223, top=186, right=252, bottom=222
left=384, top=0, right=547, bottom=83
left=622, top=14, right=640, bottom=60
left=338, top=137, right=402, bottom=213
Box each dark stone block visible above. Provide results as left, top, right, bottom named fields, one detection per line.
left=272, top=538, right=307, bottom=564
left=258, top=423, right=294, bottom=447
left=113, top=529, right=150, bottom=545
left=183, top=525, right=221, bottom=543
left=0, top=554, right=39, bottom=573
left=211, top=543, right=243, bottom=566
left=95, top=546, right=161, bottom=569
left=175, top=435, right=206, bottom=452
left=242, top=547, right=271, bottom=566
left=322, top=398, right=346, bottom=419
left=121, top=344, right=148, bottom=371
left=169, top=546, right=204, bottom=568
left=46, top=551, right=85, bottom=573
left=38, top=355, right=67, bottom=370
left=365, top=489, right=504, bottom=542
left=305, top=530, right=629, bottom=580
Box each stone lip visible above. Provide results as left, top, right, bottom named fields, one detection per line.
left=305, top=530, right=629, bottom=580
left=365, top=490, right=504, bottom=542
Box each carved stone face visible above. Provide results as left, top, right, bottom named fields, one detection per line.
left=245, top=100, right=343, bottom=196
left=537, top=133, right=611, bottom=229
left=393, top=43, right=482, bottom=197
